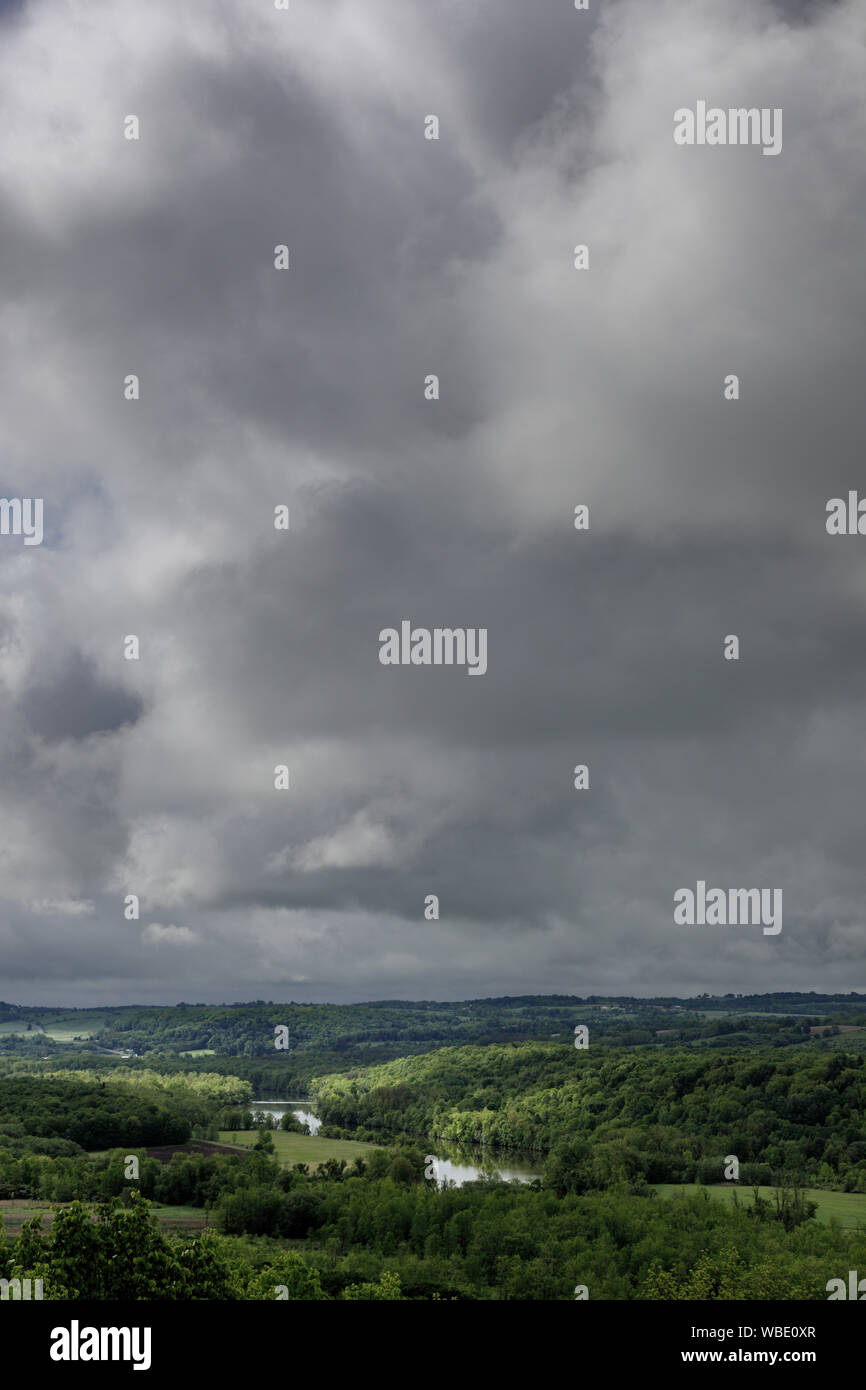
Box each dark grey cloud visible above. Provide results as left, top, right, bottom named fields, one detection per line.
left=0, top=0, right=864, bottom=1005
left=23, top=648, right=144, bottom=742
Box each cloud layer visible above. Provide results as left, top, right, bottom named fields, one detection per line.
left=1, top=0, right=864, bottom=1003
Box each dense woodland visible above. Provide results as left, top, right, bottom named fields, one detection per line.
left=1, top=994, right=865, bottom=1299
left=313, top=1044, right=866, bottom=1189
left=2, top=992, right=865, bottom=1066
left=5, top=1176, right=864, bottom=1301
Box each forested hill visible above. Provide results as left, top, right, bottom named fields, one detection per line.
left=1, top=993, right=865, bottom=1098
left=2, top=991, right=865, bottom=1059
left=311, top=1042, right=866, bottom=1191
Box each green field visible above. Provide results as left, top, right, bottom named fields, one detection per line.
left=42, top=1008, right=117, bottom=1040
left=0, top=1202, right=49, bottom=1224
left=654, top=1184, right=866, bottom=1227
left=0, top=1200, right=208, bottom=1232
left=149, top=1203, right=210, bottom=1229
left=42, top=1024, right=97, bottom=1041
left=695, top=1010, right=821, bottom=1019
left=0, top=1014, right=100, bottom=1040
left=218, top=1129, right=380, bottom=1168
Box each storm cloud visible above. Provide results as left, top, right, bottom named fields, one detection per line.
left=0, top=0, right=864, bottom=1004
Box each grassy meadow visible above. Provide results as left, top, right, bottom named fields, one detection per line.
left=653, top=1183, right=866, bottom=1227
left=217, top=1128, right=379, bottom=1168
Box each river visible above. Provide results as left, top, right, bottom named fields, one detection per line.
left=250, top=1100, right=322, bottom=1134
left=250, top=1100, right=542, bottom=1186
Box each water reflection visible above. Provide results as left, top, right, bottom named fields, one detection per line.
left=425, top=1143, right=541, bottom=1187
left=249, top=1102, right=542, bottom=1185
left=250, top=1100, right=322, bottom=1135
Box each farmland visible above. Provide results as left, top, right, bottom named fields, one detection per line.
left=653, top=1184, right=866, bottom=1227
left=217, top=1129, right=379, bottom=1168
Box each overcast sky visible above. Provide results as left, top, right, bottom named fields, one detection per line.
left=0, top=0, right=864, bottom=1007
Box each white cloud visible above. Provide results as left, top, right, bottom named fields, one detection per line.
left=28, top=898, right=95, bottom=917
left=290, top=811, right=397, bottom=871
left=142, top=922, right=200, bottom=947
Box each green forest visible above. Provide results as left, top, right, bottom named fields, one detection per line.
left=1, top=993, right=865, bottom=1299
left=312, top=1044, right=866, bottom=1189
